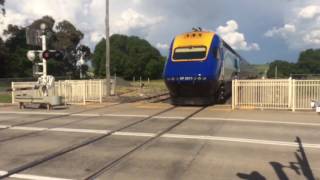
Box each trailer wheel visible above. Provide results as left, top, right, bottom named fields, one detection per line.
left=19, top=102, right=25, bottom=109
left=47, top=104, right=52, bottom=111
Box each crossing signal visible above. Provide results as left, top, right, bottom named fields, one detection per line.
left=42, top=50, right=64, bottom=60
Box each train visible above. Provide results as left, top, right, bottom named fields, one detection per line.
left=163, top=29, right=256, bottom=105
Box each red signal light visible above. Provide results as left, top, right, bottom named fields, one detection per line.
left=42, top=50, right=51, bottom=60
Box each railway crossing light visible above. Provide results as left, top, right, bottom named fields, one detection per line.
left=42, top=50, right=64, bottom=60
left=27, top=51, right=36, bottom=62
left=27, top=50, right=43, bottom=62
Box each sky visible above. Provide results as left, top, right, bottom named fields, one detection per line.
left=1, top=0, right=320, bottom=64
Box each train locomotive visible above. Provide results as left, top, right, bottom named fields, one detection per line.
left=163, top=29, right=256, bottom=105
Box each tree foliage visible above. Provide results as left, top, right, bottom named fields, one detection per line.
left=0, top=0, right=5, bottom=16
left=267, top=49, right=320, bottom=78
left=93, top=34, right=165, bottom=80
left=0, top=16, right=90, bottom=78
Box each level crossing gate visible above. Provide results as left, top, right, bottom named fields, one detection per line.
left=232, top=79, right=320, bottom=111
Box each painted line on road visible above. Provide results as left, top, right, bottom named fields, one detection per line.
left=102, top=114, right=149, bottom=118
left=0, top=111, right=150, bottom=118
left=1, top=125, right=320, bottom=149
left=190, top=117, right=320, bottom=126
left=0, top=125, right=10, bottom=129
left=114, top=131, right=155, bottom=137
left=153, top=116, right=185, bottom=120
left=0, top=170, right=73, bottom=180
left=51, top=128, right=110, bottom=134
left=0, top=111, right=69, bottom=116
left=162, top=134, right=320, bottom=149
left=1, top=111, right=320, bottom=127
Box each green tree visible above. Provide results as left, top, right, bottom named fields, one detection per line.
left=93, top=34, right=165, bottom=80
left=0, top=0, right=5, bottom=16
left=3, top=25, right=33, bottom=77
left=1, top=16, right=87, bottom=78
left=297, top=49, right=320, bottom=74
left=0, top=37, right=10, bottom=78
left=267, top=60, right=297, bottom=78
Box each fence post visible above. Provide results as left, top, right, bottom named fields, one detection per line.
left=64, top=81, right=67, bottom=105
left=288, top=78, right=292, bottom=109
left=232, top=80, right=238, bottom=110
left=232, top=80, right=235, bottom=110
left=292, top=79, right=296, bottom=112
left=83, top=81, right=86, bottom=105
left=99, top=80, right=103, bottom=103
left=11, top=82, right=15, bottom=104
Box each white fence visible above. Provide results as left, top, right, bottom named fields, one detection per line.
left=232, top=79, right=320, bottom=111
left=12, top=79, right=114, bottom=105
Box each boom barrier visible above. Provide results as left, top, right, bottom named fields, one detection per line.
left=232, top=79, right=320, bottom=111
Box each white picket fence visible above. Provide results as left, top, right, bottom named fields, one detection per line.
left=232, top=79, right=320, bottom=111
left=12, top=79, right=114, bottom=105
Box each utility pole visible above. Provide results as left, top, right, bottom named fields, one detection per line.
left=275, top=65, right=278, bottom=79
left=105, top=0, right=111, bottom=96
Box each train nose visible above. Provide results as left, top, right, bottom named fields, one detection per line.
left=165, top=79, right=218, bottom=97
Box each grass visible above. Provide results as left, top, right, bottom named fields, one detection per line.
left=252, top=64, right=270, bottom=77
left=0, top=82, right=10, bottom=92
left=0, top=93, right=11, bottom=103
left=116, top=79, right=167, bottom=97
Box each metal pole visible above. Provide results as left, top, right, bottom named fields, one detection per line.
left=41, top=34, right=47, bottom=77
left=105, top=0, right=111, bottom=96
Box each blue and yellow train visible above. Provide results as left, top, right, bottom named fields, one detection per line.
left=163, top=30, right=256, bottom=105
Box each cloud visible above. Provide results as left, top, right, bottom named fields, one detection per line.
left=303, top=29, right=320, bottom=45
left=112, top=8, right=164, bottom=37
left=216, top=20, right=260, bottom=51
left=156, top=43, right=169, bottom=50
left=298, top=5, right=320, bottom=19
left=264, top=3, right=320, bottom=49
left=264, top=24, right=296, bottom=38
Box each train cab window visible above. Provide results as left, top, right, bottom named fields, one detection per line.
left=173, top=46, right=207, bottom=61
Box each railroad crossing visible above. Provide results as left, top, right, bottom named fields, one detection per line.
left=0, top=102, right=319, bottom=180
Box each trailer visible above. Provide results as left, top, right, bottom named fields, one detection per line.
left=15, top=95, right=64, bottom=110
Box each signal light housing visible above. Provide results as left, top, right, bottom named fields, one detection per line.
left=42, top=50, right=64, bottom=60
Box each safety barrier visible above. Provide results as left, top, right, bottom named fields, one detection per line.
left=12, top=79, right=114, bottom=105
left=232, top=79, right=320, bottom=111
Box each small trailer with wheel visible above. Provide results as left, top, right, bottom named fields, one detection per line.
left=15, top=95, right=64, bottom=110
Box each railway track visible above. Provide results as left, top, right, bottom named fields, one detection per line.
left=0, top=92, right=169, bottom=132
left=0, top=105, right=207, bottom=179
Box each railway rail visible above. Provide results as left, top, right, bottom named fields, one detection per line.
left=0, top=92, right=169, bottom=132
left=0, top=105, right=206, bottom=179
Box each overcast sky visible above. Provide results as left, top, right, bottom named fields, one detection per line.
left=1, top=0, right=320, bottom=64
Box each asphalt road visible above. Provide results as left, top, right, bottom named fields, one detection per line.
left=0, top=103, right=319, bottom=180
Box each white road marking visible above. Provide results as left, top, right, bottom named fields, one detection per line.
left=153, top=116, right=185, bottom=120
left=0, top=111, right=68, bottom=116
left=162, top=134, right=320, bottom=149
left=190, top=117, right=320, bottom=126
left=0, top=171, right=7, bottom=176
left=51, top=128, right=110, bottom=134
left=11, top=126, right=48, bottom=131
left=1, top=111, right=320, bottom=127
left=0, top=125, right=10, bottom=129
left=71, top=113, right=102, bottom=117
left=0, top=170, right=73, bottom=180
left=1, top=125, right=320, bottom=149
left=114, top=131, right=155, bottom=137
left=103, top=114, right=149, bottom=118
